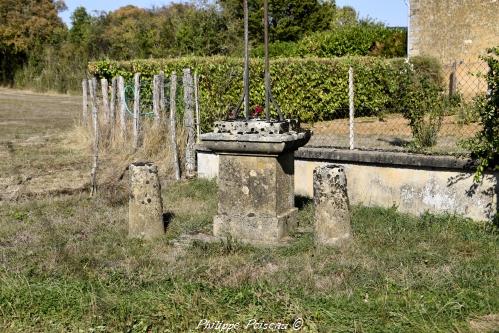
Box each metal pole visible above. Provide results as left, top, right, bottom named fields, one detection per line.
left=349, top=67, right=355, bottom=150
left=264, top=0, right=270, bottom=122
left=243, top=0, right=250, bottom=120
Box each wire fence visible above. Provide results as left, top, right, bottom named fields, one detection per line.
left=197, top=60, right=487, bottom=155
left=305, top=107, right=481, bottom=154
left=86, top=60, right=488, bottom=157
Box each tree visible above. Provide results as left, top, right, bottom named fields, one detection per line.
left=0, top=0, right=66, bottom=83
left=99, top=6, right=157, bottom=60
left=69, top=7, right=92, bottom=44
left=335, top=6, right=357, bottom=26
left=217, top=0, right=336, bottom=43
left=155, top=3, right=228, bottom=57
left=0, top=0, right=66, bottom=53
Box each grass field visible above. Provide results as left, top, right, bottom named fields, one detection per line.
left=0, top=89, right=498, bottom=332
left=0, top=88, right=88, bottom=200
left=1, top=181, right=498, bottom=332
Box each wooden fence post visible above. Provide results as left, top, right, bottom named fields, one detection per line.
left=110, top=77, right=117, bottom=128
left=82, top=79, right=89, bottom=126
left=101, top=78, right=110, bottom=126
left=117, top=76, right=126, bottom=138
left=152, top=75, right=161, bottom=126
left=88, top=78, right=99, bottom=196
left=159, top=71, right=165, bottom=114
left=170, top=72, right=181, bottom=180
left=348, top=67, right=355, bottom=150
left=194, top=71, right=201, bottom=143
left=133, top=73, right=141, bottom=150
left=183, top=68, right=196, bottom=178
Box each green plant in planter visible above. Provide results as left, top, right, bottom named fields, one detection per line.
left=397, top=57, right=445, bottom=149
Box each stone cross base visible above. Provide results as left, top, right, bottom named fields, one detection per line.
left=214, top=208, right=297, bottom=243
left=213, top=153, right=297, bottom=244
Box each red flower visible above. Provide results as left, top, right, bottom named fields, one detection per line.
left=252, top=105, right=263, bottom=118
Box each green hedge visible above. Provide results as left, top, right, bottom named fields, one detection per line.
left=251, top=26, right=406, bottom=59
left=89, top=56, right=441, bottom=127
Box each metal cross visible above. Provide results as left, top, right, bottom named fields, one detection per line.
left=234, top=0, right=283, bottom=122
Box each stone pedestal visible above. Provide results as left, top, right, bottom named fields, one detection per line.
left=201, top=119, right=310, bottom=244
left=129, top=162, right=164, bottom=240
left=313, top=164, right=352, bottom=247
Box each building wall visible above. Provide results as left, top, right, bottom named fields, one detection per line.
left=409, top=0, right=499, bottom=64
left=409, top=0, right=499, bottom=97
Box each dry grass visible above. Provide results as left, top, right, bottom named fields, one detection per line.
left=0, top=88, right=88, bottom=200
left=0, top=87, right=187, bottom=201
left=311, top=114, right=480, bottom=138
left=76, top=116, right=188, bottom=204
left=0, top=183, right=497, bottom=332
left=0, top=88, right=497, bottom=332
left=469, top=314, right=499, bottom=333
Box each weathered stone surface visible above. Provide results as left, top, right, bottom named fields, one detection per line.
left=213, top=119, right=299, bottom=135
left=198, top=149, right=498, bottom=221
left=313, top=164, right=351, bottom=246
left=201, top=120, right=311, bottom=155
left=409, top=0, right=499, bottom=98
left=205, top=119, right=309, bottom=244
left=213, top=153, right=297, bottom=243
left=129, top=162, right=164, bottom=240
left=214, top=211, right=296, bottom=244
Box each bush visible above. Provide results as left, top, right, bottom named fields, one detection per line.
left=395, top=56, right=445, bottom=148
left=464, top=47, right=499, bottom=180
left=88, top=55, right=442, bottom=130
left=251, top=41, right=300, bottom=58
left=296, top=25, right=406, bottom=58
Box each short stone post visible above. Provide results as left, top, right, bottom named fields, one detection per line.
left=129, top=162, right=164, bottom=240
left=313, top=164, right=352, bottom=246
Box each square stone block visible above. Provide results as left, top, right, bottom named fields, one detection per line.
left=214, top=152, right=297, bottom=243
left=213, top=208, right=297, bottom=244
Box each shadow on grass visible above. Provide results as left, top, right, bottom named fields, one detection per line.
left=295, top=195, right=313, bottom=209
left=377, top=137, right=410, bottom=147
left=163, top=212, right=175, bottom=232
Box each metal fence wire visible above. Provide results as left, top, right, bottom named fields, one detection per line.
left=106, top=61, right=487, bottom=156
left=199, top=61, right=488, bottom=155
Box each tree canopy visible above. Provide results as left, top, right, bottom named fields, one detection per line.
left=0, top=0, right=66, bottom=53
left=0, top=0, right=407, bottom=91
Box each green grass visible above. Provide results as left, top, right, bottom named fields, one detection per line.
left=0, top=179, right=497, bottom=332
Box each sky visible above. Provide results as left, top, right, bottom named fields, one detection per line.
left=59, top=0, right=409, bottom=27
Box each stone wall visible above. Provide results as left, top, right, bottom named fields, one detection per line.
left=197, top=148, right=498, bottom=221
left=409, top=0, right=499, bottom=64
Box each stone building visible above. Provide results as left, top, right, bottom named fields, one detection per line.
left=408, top=0, right=499, bottom=96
